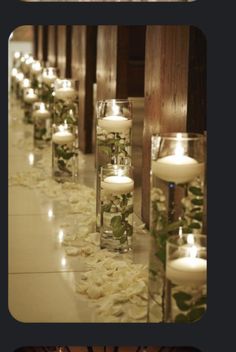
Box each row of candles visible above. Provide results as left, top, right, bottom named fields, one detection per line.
left=11, top=51, right=207, bottom=323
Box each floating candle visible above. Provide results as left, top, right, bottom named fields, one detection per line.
left=166, top=256, right=207, bottom=286
left=98, top=115, right=132, bottom=133
left=52, top=123, right=75, bottom=145
left=55, top=80, right=76, bottom=101
left=24, top=89, right=38, bottom=104
left=102, top=175, right=134, bottom=195
left=152, top=134, right=204, bottom=183
left=33, top=103, right=51, bottom=120
left=42, top=68, right=57, bottom=85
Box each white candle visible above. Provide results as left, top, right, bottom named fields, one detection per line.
left=42, top=70, right=57, bottom=85
left=31, top=61, right=42, bottom=74
left=102, top=175, right=134, bottom=195
left=55, top=87, right=76, bottom=101
left=166, top=256, right=207, bottom=286
left=21, top=78, right=31, bottom=89
left=33, top=103, right=51, bottom=120
left=152, top=135, right=204, bottom=184
left=98, top=116, right=132, bottom=133
left=16, top=72, right=24, bottom=82
left=24, top=89, right=38, bottom=104
left=11, top=68, right=18, bottom=77
left=52, top=124, right=75, bottom=145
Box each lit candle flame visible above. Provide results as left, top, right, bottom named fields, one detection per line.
left=62, top=80, right=71, bottom=89
left=14, top=51, right=21, bottom=59
left=112, top=101, right=120, bottom=116
left=189, top=245, right=198, bottom=259
left=39, top=102, right=46, bottom=112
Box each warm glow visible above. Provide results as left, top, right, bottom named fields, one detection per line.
left=22, top=78, right=30, bottom=88
left=47, top=208, right=54, bottom=219
left=27, top=88, right=35, bottom=96
left=14, top=51, right=21, bottom=59
left=11, top=68, right=18, bottom=77
left=16, top=72, right=24, bottom=81
left=61, top=257, right=67, bottom=267
left=39, top=103, right=46, bottom=112
left=28, top=153, right=34, bottom=166
left=187, top=234, right=195, bottom=246
left=174, top=134, right=185, bottom=158
left=62, top=80, right=71, bottom=89
left=189, top=245, right=198, bottom=259
left=112, top=101, right=120, bottom=115
left=58, top=229, right=64, bottom=244
left=25, top=56, right=34, bottom=65
left=32, top=60, right=42, bottom=71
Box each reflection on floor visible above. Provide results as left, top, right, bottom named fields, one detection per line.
left=9, top=97, right=150, bottom=323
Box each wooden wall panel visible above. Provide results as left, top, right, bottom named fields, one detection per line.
left=37, top=25, right=48, bottom=63
left=142, top=25, right=206, bottom=225
left=57, top=25, right=67, bottom=77
left=57, top=25, right=72, bottom=77
left=96, top=26, right=118, bottom=100
left=187, top=26, right=207, bottom=133
left=71, top=25, right=97, bottom=153
left=37, top=26, right=43, bottom=61
left=47, top=25, right=58, bottom=67
left=142, top=25, right=190, bottom=225
left=33, top=26, right=39, bottom=59
left=96, top=26, right=145, bottom=100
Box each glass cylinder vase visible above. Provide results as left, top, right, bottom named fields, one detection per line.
left=100, top=164, right=134, bottom=253
left=96, top=99, right=133, bottom=230
left=148, top=132, right=206, bottom=322
left=23, top=88, right=38, bottom=123
left=33, top=102, right=52, bottom=149
left=41, top=67, right=58, bottom=105
left=165, top=234, right=207, bottom=323
left=52, top=122, right=78, bottom=183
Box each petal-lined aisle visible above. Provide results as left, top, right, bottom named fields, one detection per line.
left=8, top=96, right=150, bottom=323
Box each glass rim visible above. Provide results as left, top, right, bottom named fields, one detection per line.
left=167, top=234, right=207, bottom=249
left=101, top=164, right=134, bottom=172
left=96, top=98, right=132, bottom=105
left=152, top=132, right=205, bottom=141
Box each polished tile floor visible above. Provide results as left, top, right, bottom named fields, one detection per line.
left=8, top=97, right=150, bottom=322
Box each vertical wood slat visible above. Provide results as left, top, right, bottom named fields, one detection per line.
left=96, top=26, right=145, bottom=100
left=96, top=25, right=118, bottom=100
left=142, top=25, right=190, bottom=225
left=37, top=26, right=43, bottom=61
left=37, top=25, right=48, bottom=63
left=71, top=25, right=97, bottom=153
left=33, top=26, right=39, bottom=59
left=142, top=25, right=206, bottom=225
left=57, top=25, right=72, bottom=78
left=57, top=25, right=67, bottom=77
left=187, top=26, right=207, bottom=133
left=47, top=25, right=58, bottom=67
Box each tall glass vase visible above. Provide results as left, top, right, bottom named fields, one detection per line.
left=96, top=99, right=133, bottom=230
left=100, top=164, right=134, bottom=252
left=33, top=102, right=52, bottom=148
left=148, top=132, right=206, bottom=322
left=52, top=122, right=78, bottom=183
left=165, top=234, right=207, bottom=323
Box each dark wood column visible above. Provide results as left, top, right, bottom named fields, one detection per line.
left=33, top=26, right=39, bottom=59
left=36, top=25, right=48, bottom=63
left=57, top=25, right=72, bottom=77
left=57, top=25, right=67, bottom=77
left=71, top=25, right=97, bottom=153
left=142, top=25, right=206, bottom=225
left=96, top=25, right=145, bottom=100
left=47, top=25, right=58, bottom=67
